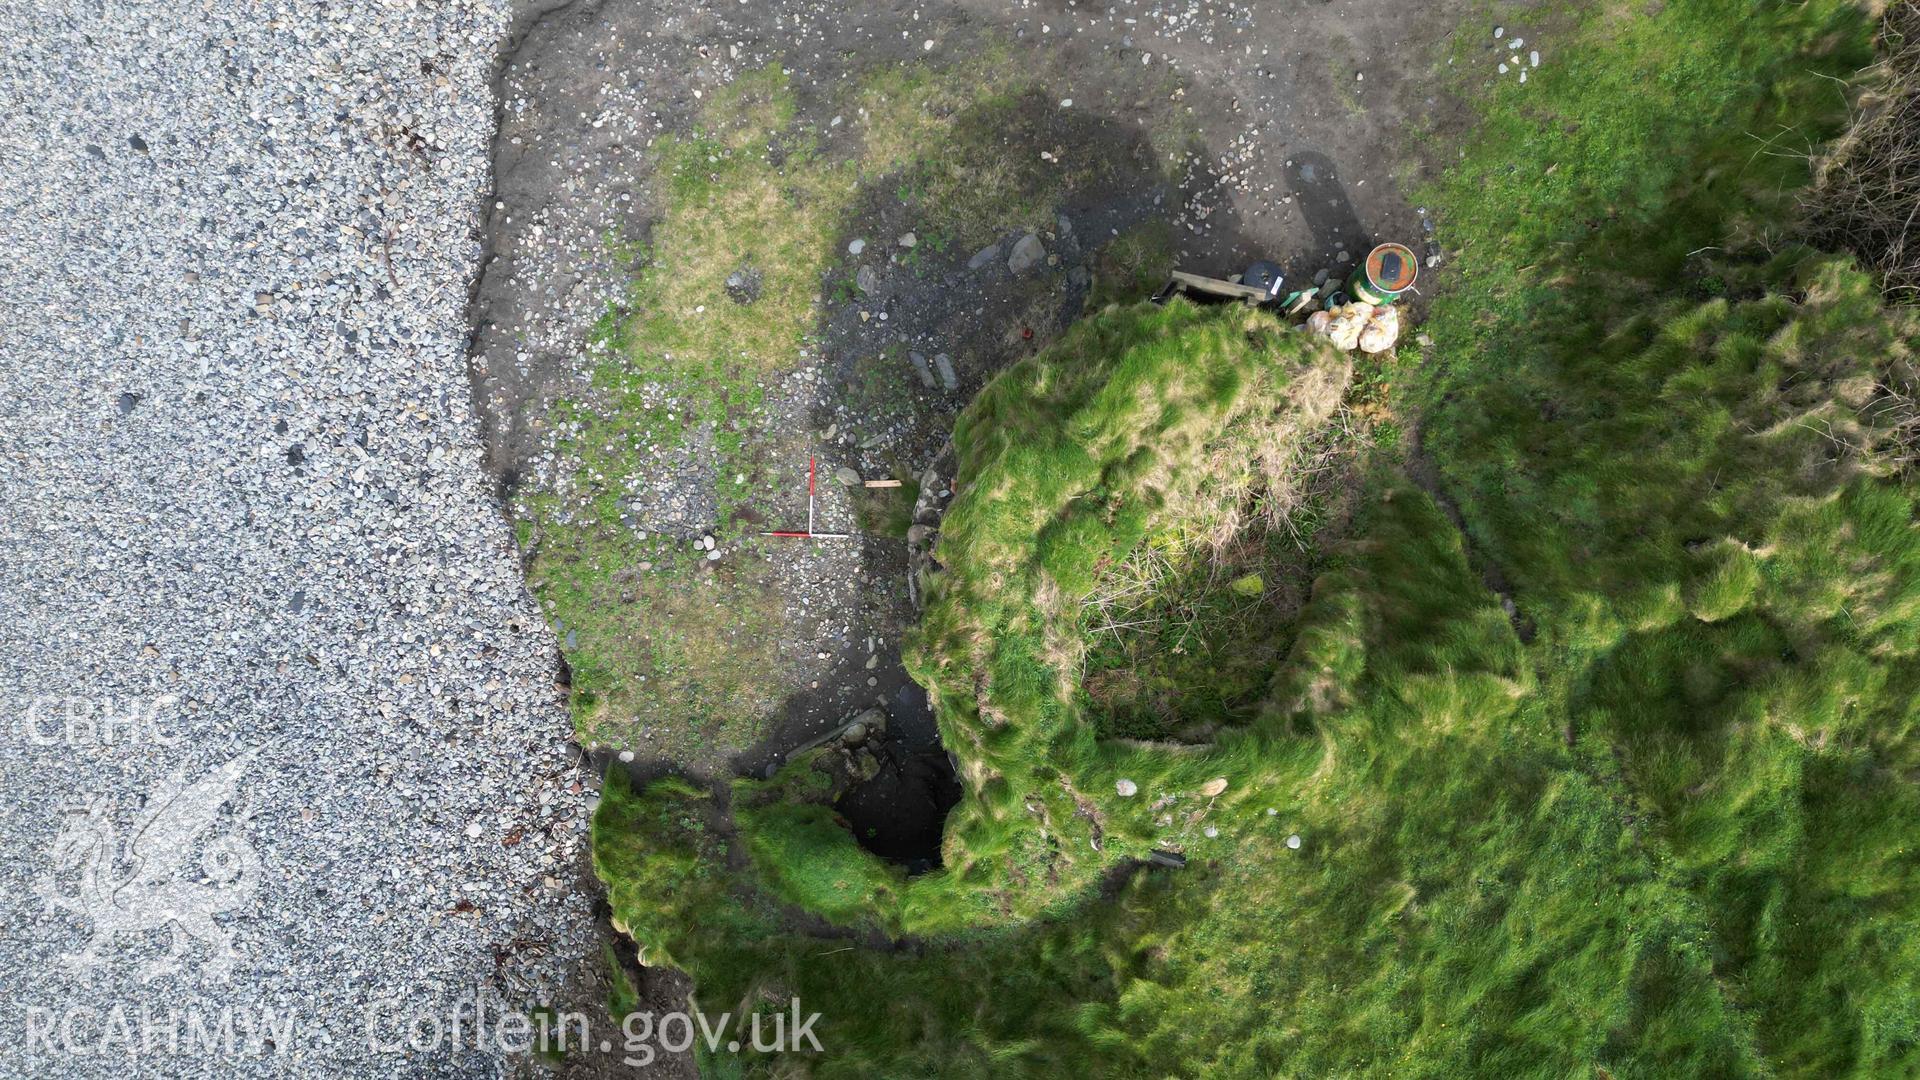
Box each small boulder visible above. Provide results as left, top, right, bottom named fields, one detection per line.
left=724, top=267, right=762, bottom=304
left=967, top=242, right=1002, bottom=271
left=834, top=466, right=861, bottom=487
left=1007, top=233, right=1047, bottom=274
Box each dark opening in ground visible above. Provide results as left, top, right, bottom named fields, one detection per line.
left=831, top=682, right=961, bottom=873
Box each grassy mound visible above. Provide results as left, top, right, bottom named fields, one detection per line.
left=905, top=299, right=1351, bottom=919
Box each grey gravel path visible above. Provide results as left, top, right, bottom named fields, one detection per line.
left=0, top=1, right=605, bottom=1075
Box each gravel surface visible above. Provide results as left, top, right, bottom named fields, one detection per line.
left=0, top=1, right=607, bottom=1075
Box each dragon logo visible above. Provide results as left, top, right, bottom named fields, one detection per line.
left=33, top=747, right=264, bottom=984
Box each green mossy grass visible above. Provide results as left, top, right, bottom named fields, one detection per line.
left=588, top=1, right=1920, bottom=1075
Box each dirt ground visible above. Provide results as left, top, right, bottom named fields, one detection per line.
left=469, top=0, right=1494, bottom=1070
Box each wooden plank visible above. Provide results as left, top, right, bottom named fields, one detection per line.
left=1168, top=270, right=1269, bottom=301
left=862, top=479, right=903, bottom=488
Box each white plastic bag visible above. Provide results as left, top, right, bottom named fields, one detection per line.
left=1358, top=304, right=1400, bottom=354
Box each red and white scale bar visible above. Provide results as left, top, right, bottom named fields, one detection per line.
left=765, top=457, right=853, bottom=539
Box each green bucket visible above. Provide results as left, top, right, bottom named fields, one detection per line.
left=1347, top=243, right=1418, bottom=305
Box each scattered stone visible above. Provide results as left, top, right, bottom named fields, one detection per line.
left=834, top=466, right=861, bottom=487
left=933, top=353, right=958, bottom=392
left=115, top=391, right=142, bottom=415
left=724, top=267, right=762, bottom=304
left=967, top=242, right=1001, bottom=271
left=855, top=265, right=878, bottom=294
left=1201, top=777, right=1229, bottom=798
left=1116, top=779, right=1138, bottom=797
left=706, top=549, right=721, bottom=561
left=1204, top=826, right=1220, bottom=838
left=897, top=232, right=916, bottom=248
left=1007, top=233, right=1047, bottom=274
left=909, top=351, right=936, bottom=388
left=847, top=238, right=866, bottom=255
left=1287, top=834, right=1303, bottom=850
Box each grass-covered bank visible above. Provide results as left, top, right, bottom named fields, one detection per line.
left=586, top=1, right=1920, bottom=1075
left=1409, top=0, right=1920, bottom=1067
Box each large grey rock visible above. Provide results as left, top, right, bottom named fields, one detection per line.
left=1007, top=233, right=1047, bottom=274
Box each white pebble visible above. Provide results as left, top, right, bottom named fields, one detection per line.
left=1286, top=834, right=1302, bottom=850
left=1116, top=779, right=1138, bottom=797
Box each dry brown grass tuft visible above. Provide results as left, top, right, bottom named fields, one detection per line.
left=1805, top=1, right=1920, bottom=302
